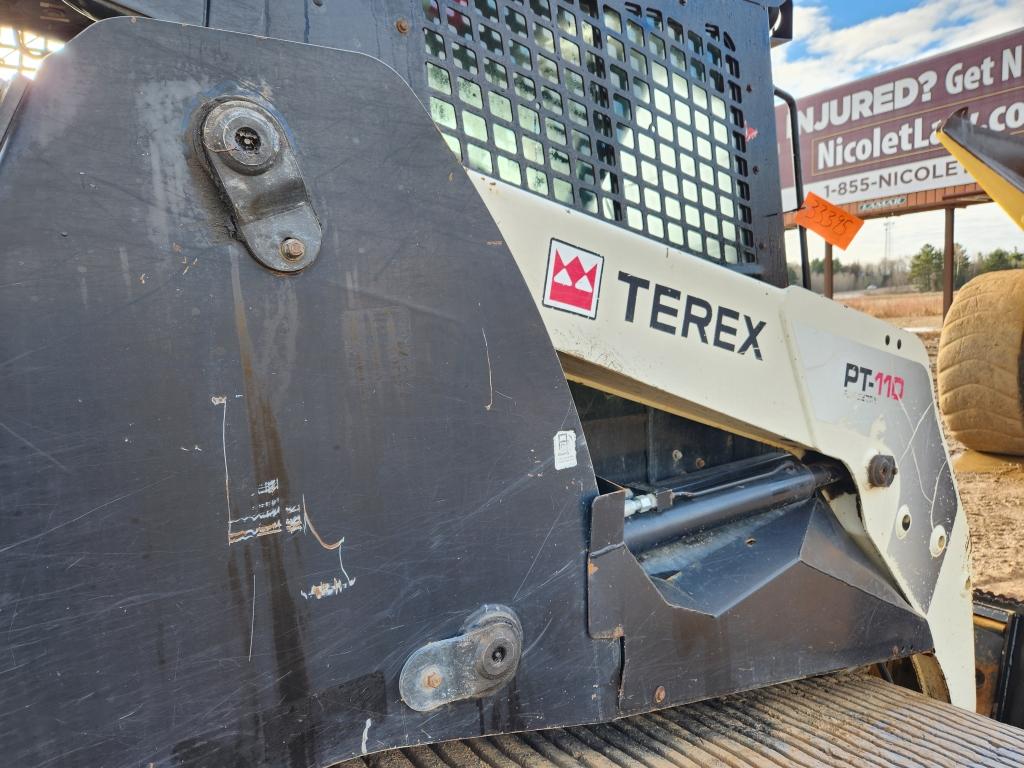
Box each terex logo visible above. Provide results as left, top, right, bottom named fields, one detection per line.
left=543, top=240, right=603, bottom=319
left=617, top=271, right=767, bottom=361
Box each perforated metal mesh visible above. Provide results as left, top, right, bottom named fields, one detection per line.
left=420, top=0, right=758, bottom=266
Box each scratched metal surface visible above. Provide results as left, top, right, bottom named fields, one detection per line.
left=0, top=18, right=617, bottom=768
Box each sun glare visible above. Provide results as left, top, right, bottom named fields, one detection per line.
left=1, top=26, right=64, bottom=81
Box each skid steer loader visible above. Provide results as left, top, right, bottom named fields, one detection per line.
left=2, top=1, right=1024, bottom=766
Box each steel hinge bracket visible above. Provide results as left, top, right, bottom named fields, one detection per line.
left=399, top=605, right=523, bottom=712
left=199, top=98, right=321, bottom=272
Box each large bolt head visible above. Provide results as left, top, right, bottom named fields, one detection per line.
left=203, top=101, right=282, bottom=175
left=476, top=631, right=518, bottom=680
left=868, top=454, right=897, bottom=487
left=423, top=671, right=442, bottom=689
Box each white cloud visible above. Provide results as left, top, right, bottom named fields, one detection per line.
left=772, top=0, right=1024, bottom=98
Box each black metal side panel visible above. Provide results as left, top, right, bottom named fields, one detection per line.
left=0, top=18, right=619, bottom=768
left=116, top=0, right=207, bottom=25
left=588, top=492, right=933, bottom=713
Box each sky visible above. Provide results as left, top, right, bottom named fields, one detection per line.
left=772, top=0, right=1024, bottom=267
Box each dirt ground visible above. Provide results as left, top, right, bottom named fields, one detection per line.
left=919, top=330, right=1024, bottom=598
left=840, top=292, right=1024, bottom=598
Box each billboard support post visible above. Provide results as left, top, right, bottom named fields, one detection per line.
left=824, top=241, right=834, bottom=299
left=944, top=207, right=956, bottom=318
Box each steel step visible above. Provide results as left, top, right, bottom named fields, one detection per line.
left=341, top=673, right=1024, bottom=767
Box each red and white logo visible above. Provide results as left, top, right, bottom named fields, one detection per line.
left=542, top=240, right=604, bottom=319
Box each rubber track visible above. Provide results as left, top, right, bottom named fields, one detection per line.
left=338, top=673, right=1024, bottom=768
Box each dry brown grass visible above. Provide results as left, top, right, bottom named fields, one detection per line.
left=839, top=291, right=942, bottom=320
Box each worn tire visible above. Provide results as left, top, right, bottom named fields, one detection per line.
left=937, top=270, right=1024, bottom=455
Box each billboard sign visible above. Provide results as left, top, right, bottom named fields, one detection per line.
left=777, top=29, right=1023, bottom=210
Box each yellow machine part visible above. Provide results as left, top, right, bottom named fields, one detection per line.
left=937, top=109, right=1024, bottom=230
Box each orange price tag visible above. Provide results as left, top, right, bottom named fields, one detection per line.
left=794, top=192, right=864, bottom=250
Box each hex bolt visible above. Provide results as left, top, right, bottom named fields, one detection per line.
left=424, top=672, right=442, bottom=689
left=477, top=634, right=517, bottom=679
left=234, top=126, right=262, bottom=154
left=868, top=455, right=898, bottom=487
left=280, top=238, right=306, bottom=261
left=396, top=18, right=411, bottom=34
left=203, top=101, right=282, bottom=175
left=654, top=686, right=667, bottom=704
